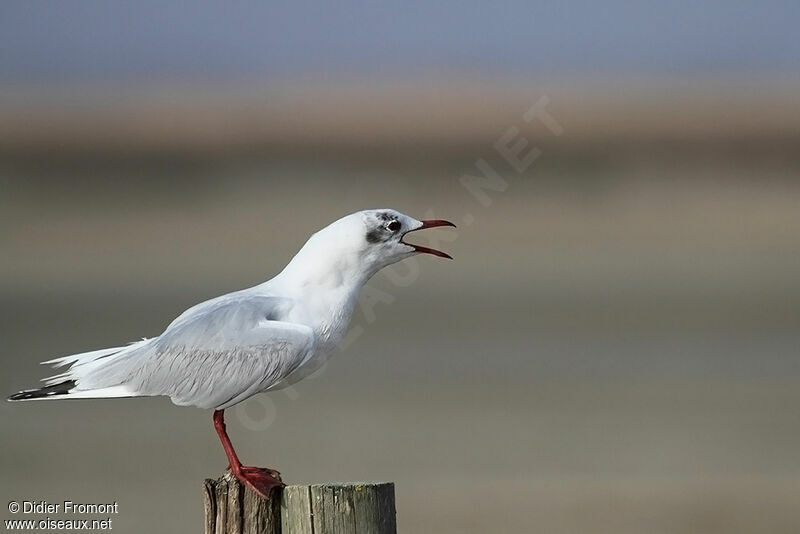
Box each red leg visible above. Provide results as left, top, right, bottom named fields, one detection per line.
left=213, top=409, right=284, bottom=497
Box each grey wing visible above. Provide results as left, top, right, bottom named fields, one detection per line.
left=81, top=296, right=316, bottom=409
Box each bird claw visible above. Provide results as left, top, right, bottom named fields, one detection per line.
left=230, top=466, right=285, bottom=498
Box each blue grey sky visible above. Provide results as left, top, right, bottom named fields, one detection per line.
left=1, top=1, right=798, bottom=82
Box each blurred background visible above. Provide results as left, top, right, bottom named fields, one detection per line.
left=1, top=2, right=799, bottom=533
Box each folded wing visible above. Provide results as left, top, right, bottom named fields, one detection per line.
left=34, top=295, right=316, bottom=409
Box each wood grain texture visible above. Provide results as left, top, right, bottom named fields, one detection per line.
left=204, top=472, right=281, bottom=534
left=280, top=485, right=314, bottom=534
left=205, top=475, right=396, bottom=534
left=308, top=484, right=396, bottom=534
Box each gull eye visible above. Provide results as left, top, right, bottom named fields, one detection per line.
left=387, top=220, right=401, bottom=232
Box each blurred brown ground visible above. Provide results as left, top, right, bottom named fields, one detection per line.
left=1, top=79, right=799, bottom=533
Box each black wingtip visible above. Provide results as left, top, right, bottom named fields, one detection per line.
left=8, top=380, right=76, bottom=401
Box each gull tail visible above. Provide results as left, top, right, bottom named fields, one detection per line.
left=7, top=341, right=147, bottom=402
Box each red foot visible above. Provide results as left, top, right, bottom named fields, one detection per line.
left=213, top=410, right=284, bottom=498
left=231, top=466, right=284, bottom=498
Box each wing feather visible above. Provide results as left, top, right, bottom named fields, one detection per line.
left=70, top=295, right=316, bottom=409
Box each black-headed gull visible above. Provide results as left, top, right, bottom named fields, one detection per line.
left=9, top=209, right=455, bottom=496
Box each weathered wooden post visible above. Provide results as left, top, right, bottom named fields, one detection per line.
left=204, top=472, right=397, bottom=534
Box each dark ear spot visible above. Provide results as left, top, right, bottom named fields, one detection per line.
left=366, top=228, right=383, bottom=243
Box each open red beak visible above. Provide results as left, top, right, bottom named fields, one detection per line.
left=401, top=219, right=456, bottom=259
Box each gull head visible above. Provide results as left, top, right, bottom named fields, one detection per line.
left=360, top=209, right=456, bottom=264
left=279, top=209, right=455, bottom=287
